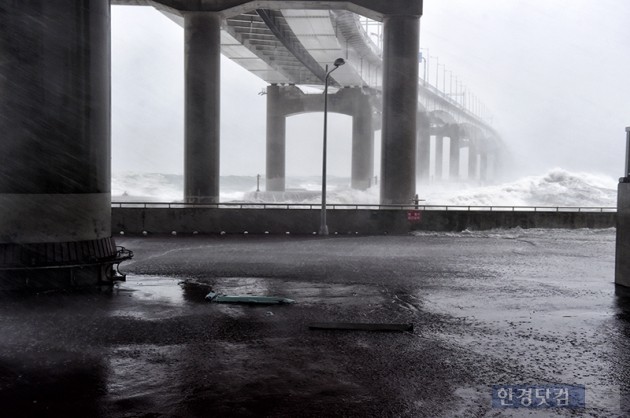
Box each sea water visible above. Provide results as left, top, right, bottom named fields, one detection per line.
left=111, top=168, right=617, bottom=207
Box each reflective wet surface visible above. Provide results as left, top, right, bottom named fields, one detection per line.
left=0, top=229, right=628, bottom=417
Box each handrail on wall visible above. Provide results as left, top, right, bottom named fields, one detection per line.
left=111, top=202, right=616, bottom=213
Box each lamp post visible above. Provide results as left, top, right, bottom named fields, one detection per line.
left=320, top=57, right=345, bottom=236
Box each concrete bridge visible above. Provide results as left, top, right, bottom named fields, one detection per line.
left=114, top=0, right=503, bottom=201
left=0, top=0, right=500, bottom=285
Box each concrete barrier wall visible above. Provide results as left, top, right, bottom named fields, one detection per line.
left=112, top=208, right=616, bottom=235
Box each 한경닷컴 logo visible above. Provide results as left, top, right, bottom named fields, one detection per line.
left=492, top=384, right=585, bottom=408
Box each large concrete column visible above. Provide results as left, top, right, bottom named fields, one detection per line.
left=616, top=126, right=630, bottom=288
left=417, top=126, right=431, bottom=181
left=468, top=143, right=478, bottom=181
left=494, top=148, right=504, bottom=180
left=487, top=153, right=495, bottom=181
left=449, top=136, right=460, bottom=180
left=266, top=85, right=286, bottom=191
left=380, top=15, right=420, bottom=204
left=480, top=152, right=488, bottom=183
left=351, top=92, right=374, bottom=190
left=184, top=13, right=221, bottom=203
left=0, top=0, right=117, bottom=287
left=434, top=136, right=444, bottom=181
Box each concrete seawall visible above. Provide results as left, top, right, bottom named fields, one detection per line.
left=112, top=208, right=615, bottom=235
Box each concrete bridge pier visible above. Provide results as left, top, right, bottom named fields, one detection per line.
left=468, top=142, right=479, bottom=181
left=266, top=84, right=286, bottom=192
left=0, top=0, right=119, bottom=288
left=449, top=136, right=461, bottom=180
left=350, top=90, right=374, bottom=190
left=434, top=136, right=444, bottom=181
left=480, top=151, right=489, bottom=183
left=184, top=13, right=221, bottom=203
left=380, top=14, right=420, bottom=204
left=264, top=85, right=375, bottom=192
left=416, top=121, right=431, bottom=182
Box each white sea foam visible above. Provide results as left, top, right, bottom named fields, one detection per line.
left=421, top=168, right=617, bottom=207
left=412, top=227, right=616, bottom=240
left=111, top=168, right=617, bottom=207
left=112, top=172, right=183, bottom=202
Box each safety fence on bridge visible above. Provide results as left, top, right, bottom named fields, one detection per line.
left=111, top=202, right=616, bottom=213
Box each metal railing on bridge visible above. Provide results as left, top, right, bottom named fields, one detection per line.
left=111, top=202, right=616, bottom=213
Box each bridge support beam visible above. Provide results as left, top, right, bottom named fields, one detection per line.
left=468, top=143, right=478, bottom=181
left=434, top=136, right=444, bottom=181
left=184, top=13, right=221, bottom=203
left=0, top=0, right=118, bottom=288
left=417, top=125, right=431, bottom=182
left=480, top=152, right=488, bottom=183
left=449, top=136, right=460, bottom=180
left=380, top=15, right=420, bottom=204
left=266, top=85, right=286, bottom=191
left=264, top=86, right=375, bottom=192
left=351, top=90, right=374, bottom=190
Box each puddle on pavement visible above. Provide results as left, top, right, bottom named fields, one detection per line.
left=106, top=344, right=184, bottom=412
left=116, top=276, right=184, bottom=305
left=178, top=276, right=384, bottom=307
left=109, top=275, right=385, bottom=321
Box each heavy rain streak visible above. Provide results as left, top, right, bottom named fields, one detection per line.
left=1, top=1, right=629, bottom=417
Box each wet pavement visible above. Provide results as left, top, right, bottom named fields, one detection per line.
left=1, top=229, right=629, bottom=417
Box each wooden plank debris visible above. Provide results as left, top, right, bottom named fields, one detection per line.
left=206, top=292, right=295, bottom=305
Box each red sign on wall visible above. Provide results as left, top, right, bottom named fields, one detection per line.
left=407, top=210, right=422, bottom=222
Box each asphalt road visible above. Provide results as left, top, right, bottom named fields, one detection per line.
left=0, top=229, right=628, bottom=417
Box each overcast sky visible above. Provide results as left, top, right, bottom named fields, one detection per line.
left=111, top=0, right=630, bottom=179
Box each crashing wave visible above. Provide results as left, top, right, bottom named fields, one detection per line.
left=111, top=168, right=617, bottom=207
left=420, top=168, right=616, bottom=207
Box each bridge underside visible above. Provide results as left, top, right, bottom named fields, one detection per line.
left=115, top=0, right=501, bottom=196
left=124, top=0, right=426, bottom=205
left=111, top=0, right=422, bottom=20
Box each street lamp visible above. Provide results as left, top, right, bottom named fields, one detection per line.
left=320, top=57, right=345, bottom=236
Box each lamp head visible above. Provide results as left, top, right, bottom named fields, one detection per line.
left=333, top=58, right=346, bottom=67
